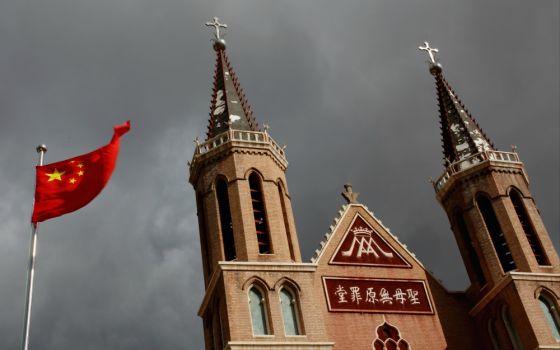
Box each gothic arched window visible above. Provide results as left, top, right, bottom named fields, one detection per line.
left=248, top=286, right=270, bottom=335
left=509, top=189, right=549, bottom=265
left=501, top=306, right=523, bottom=350
left=477, top=195, right=516, bottom=272
left=538, top=293, right=560, bottom=341
left=249, top=173, right=272, bottom=254
left=216, top=178, right=236, bottom=261
left=278, top=182, right=295, bottom=261
left=488, top=318, right=500, bottom=350
left=454, top=210, right=486, bottom=287
left=279, top=287, right=302, bottom=336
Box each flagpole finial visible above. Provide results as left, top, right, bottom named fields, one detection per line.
left=36, top=144, right=47, bottom=154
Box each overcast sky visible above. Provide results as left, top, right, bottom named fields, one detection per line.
left=0, top=1, right=558, bottom=349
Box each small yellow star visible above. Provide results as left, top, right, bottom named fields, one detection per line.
left=45, top=169, right=65, bottom=182
left=69, top=178, right=77, bottom=184
left=78, top=170, right=84, bottom=176
left=77, top=163, right=84, bottom=168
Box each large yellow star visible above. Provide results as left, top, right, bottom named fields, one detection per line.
left=45, top=169, right=65, bottom=182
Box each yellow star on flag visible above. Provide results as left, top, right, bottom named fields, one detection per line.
left=69, top=178, right=77, bottom=184
left=45, top=169, right=65, bottom=182
left=78, top=170, right=84, bottom=176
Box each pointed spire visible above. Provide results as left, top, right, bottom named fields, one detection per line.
left=205, top=18, right=259, bottom=139
left=419, top=42, right=494, bottom=165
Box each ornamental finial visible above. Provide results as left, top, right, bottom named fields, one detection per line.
left=205, top=17, right=227, bottom=39
left=341, top=183, right=360, bottom=204
left=419, top=42, right=439, bottom=64
left=206, top=17, right=228, bottom=50
left=418, top=41, right=442, bottom=75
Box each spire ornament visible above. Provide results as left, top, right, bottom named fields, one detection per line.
left=419, top=41, right=442, bottom=75
left=206, top=17, right=227, bottom=50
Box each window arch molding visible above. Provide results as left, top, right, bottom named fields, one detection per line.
left=243, top=168, right=266, bottom=181
left=246, top=282, right=272, bottom=336
left=242, top=276, right=272, bottom=291
left=272, top=277, right=301, bottom=293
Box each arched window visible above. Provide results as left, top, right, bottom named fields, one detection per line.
left=248, top=286, right=270, bottom=335
left=216, top=178, right=236, bottom=261
left=509, top=189, right=549, bottom=265
left=488, top=318, right=501, bottom=350
left=278, top=182, right=295, bottom=261
left=279, top=287, right=302, bottom=335
left=249, top=173, right=271, bottom=254
left=455, top=210, right=486, bottom=286
left=477, top=195, right=516, bottom=272
left=502, top=306, right=523, bottom=350
left=538, top=294, right=560, bottom=341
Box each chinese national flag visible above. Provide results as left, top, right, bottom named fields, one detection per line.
left=31, top=121, right=130, bottom=223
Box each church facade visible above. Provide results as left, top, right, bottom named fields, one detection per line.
left=188, top=20, right=560, bottom=350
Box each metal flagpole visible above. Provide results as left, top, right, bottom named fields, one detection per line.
left=22, top=144, right=47, bottom=350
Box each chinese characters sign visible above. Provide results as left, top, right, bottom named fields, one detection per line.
left=323, top=277, right=433, bottom=314
left=330, top=215, right=410, bottom=267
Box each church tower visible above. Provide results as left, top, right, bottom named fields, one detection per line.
left=189, top=18, right=332, bottom=350
left=421, top=43, right=560, bottom=349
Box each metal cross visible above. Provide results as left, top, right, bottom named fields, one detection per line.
left=418, top=41, right=439, bottom=64
left=205, top=17, right=227, bottom=40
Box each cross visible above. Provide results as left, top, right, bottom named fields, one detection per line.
left=418, top=41, right=439, bottom=64
left=341, top=183, right=360, bottom=204
left=205, top=17, right=227, bottom=40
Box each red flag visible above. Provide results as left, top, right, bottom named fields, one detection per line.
left=31, top=121, right=130, bottom=223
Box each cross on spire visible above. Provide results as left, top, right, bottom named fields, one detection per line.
left=419, top=41, right=439, bottom=64
left=206, top=17, right=227, bottom=40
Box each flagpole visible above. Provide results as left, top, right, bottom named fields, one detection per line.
left=22, top=144, right=47, bottom=350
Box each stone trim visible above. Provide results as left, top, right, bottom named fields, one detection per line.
left=225, top=341, right=335, bottom=349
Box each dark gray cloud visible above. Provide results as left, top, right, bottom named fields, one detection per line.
left=0, top=1, right=557, bottom=349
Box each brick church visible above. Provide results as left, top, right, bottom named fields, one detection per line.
left=188, top=18, right=560, bottom=349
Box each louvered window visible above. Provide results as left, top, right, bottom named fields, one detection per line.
left=216, top=178, right=236, bottom=261
left=509, top=190, right=549, bottom=265
left=455, top=211, right=486, bottom=286
left=477, top=196, right=516, bottom=272
left=249, top=173, right=271, bottom=254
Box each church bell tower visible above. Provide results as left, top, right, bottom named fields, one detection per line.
left=421, top=42, right=560, bottom=349
left=189, top=18, right=331, bottom=350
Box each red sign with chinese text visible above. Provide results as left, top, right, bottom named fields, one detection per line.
left=330, top=215, right=410, bottom=267
left=323, top=277, right=433, bottom=314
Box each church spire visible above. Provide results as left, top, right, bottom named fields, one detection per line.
left=419, top=42, right=494, bottom=165
left=205, top=17, right=259, bottom=139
